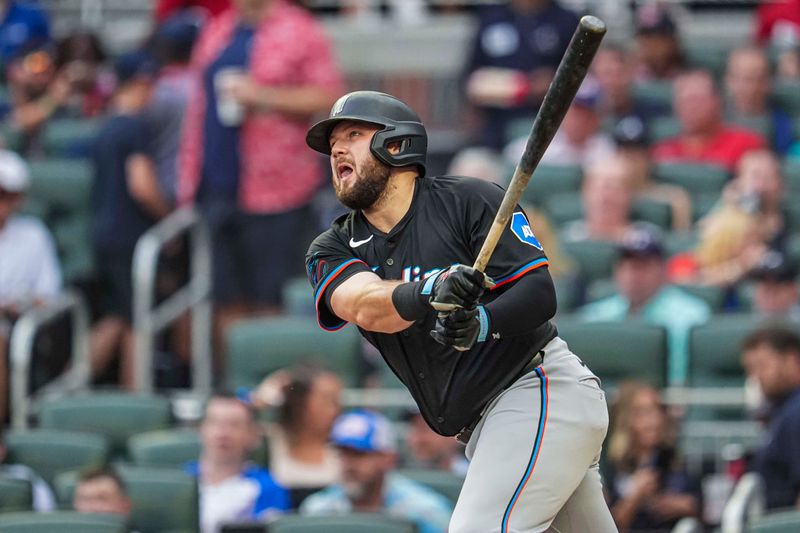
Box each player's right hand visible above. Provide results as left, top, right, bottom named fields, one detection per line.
left=429, top=264, right=494, bottom=312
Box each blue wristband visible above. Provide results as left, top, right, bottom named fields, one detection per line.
left=476, top=305, right=490, bottom=343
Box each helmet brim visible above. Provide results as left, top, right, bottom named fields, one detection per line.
left=306, top=116, right=385, bottom=155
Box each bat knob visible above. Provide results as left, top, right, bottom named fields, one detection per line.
left=580, top=15, right=607, bottom=35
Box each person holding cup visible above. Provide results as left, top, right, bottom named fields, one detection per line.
left=177, top=0, right=343, bottom=344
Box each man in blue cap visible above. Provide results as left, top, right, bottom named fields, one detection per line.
left=300, top=410, right=453, bottom=533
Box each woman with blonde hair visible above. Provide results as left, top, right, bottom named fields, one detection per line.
left=604, top=381, right=699, bottom=532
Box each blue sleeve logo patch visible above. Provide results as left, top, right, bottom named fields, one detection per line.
left=510, top=212, right=543, bottom=250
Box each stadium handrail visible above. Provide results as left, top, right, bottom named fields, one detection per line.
left=721, top=472, right=766, bottom=533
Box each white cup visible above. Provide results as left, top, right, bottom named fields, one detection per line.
left=214, top=67, right=246, bottom=127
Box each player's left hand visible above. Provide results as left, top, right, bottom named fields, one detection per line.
left=430, top=306, right=489, bottom=352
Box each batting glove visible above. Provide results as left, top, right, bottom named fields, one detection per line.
left=427, top=265, right=495, bottom=312
left=430, top=306, right=490, bottom=351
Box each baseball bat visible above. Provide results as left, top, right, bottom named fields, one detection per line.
left=473, top=15, right=607, bottom=273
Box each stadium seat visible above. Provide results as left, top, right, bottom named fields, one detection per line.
left=691, top=192, right=720, bottom=222
left=521, top=164, right=583, bottom=207
left=0, top=475, right=32, bottom=511
left=653, top=162, right=730, bottom=196
left=267, top=513, right=418, bottom=533
left=663, top=231, right=698, bottom=257
left=226, top=316, right=362, bottom=389
left=771, top=81, right=800, bottom=116
left=127, top=429, right=201, bottom=468
left=748, top=510, right=800, bottom=533
left=555, top=318, right=668, bottom=388
left=649, top=116, right=681, bottom=142
left=675, top=284, right=727, bottom=313
left=4, top=429, right=109, bottom=485
left=783, top=158, right=800, bottom=194
left=561, top=240, right=619, bottom=283
left=632, top=197, right=672, bottom=230
left=27, top=159, right=93, bottom=212
left=281, top=277, right=315, bottom=317
left=786, top=233, right=800, bottom=268
left=395, top=468, right=464, bottom=504
left=684, top=41, right=731, bottom=77
left=727, top=114, right=772, bottom=139
left=41, top=118, right=101, bottom=158
left=545, top=192, right=582, bottom=226
left=631, top=79, right=672, bottom=110
left=38, top=392, right=172, bottom=458
left=0, top=511, right=126, bottom=533
left=54, top=466, right=199, bottom=533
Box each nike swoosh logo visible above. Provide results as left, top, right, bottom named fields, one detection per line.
left=349, top=235, right=374, bottom=248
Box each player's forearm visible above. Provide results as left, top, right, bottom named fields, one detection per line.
left=484, top=268, right=556, bottom=338
left=335, top=279, right=415, bottom=333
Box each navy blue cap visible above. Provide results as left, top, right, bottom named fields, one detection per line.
left=750, top=250, right=798, bottom=283
left=636, top=4, right=677, bottom=36
left=157, top=12, right=201, bottom=49
left=330, top=410, right=397, bottom=453
left=114, top=50, right=159, bottom=84
left=619, top=223, right=665, bottom=259
left=613, top=115, right=650, bottom=147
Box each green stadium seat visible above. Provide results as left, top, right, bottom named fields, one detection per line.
left=748, top=510, right=800, bottom=533
left=226, top=316, right=362, bottom=389
left=395, top=468, right=464, bottom=504
left=554, top=318, right=668, bottom=388
left=653, top=162, right=729, bottom=196
left=561, top=240, right=619, bottom=283
left=675, top=284, right=727, bottom=313
left=41, top=118, right=101, bottom=158
left=545, top=192, right=582, bottom=226
left=783, top=159, right=800, bottom=194
left=727, top=114, right=773, bottom=139
left=4, top=429, right=109, bottom=485
left=632, top=197, right=672, bottom=230
left=586, top=278, right=615, bottom=304
left=691, top=192, right=720, bottom=222
left=127, top=429, right=201, bottom=468
left=27, top=159, right=93, bottom=211
left=38, top=393, right=172, bottom=458
left=54, top=466, right=199, bottom=533
left=632, top=79, right=672, bottom=109
left=684, top=42, right=731, bottom=77
left=663, top=231, right=698, bottom=257
left=771, top=81, right=800, bottom=116
left=650, top=116, right=681, bottom=142
left=267, top=513, right=418, bottom=533
left=521, top=164, right=583, bottom=207
left=782, top=199, right=800, bottom=233
left=282, top=277, right=315, bottom=317
left=0, top=511, right=126, bottom=533
left=0, top=476, right=33, bottom=511
left=786, top=233, right=800, bottom=268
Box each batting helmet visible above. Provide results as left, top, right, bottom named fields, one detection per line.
left=306, top=91, right=427, bottom=176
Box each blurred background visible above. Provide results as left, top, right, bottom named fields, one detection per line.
left=0, top=1, right=800, bottom=532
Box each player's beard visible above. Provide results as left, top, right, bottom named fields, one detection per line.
left=336, top=157, right=391, bottom=211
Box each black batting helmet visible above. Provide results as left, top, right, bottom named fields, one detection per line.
left=306, top=91, right=427, bottom=176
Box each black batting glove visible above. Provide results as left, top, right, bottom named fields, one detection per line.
left=428, top=265, right=494, bottom=312
left=430, top=306, right=490, bottom=352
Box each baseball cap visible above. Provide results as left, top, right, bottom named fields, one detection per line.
left=330, top=410, right=397, bottom=453
left=0, top=150, right=30, bottom=193
left=114, top=50, right=159, bottom=85
left=573, top=76, right=602, bottom=109
left=613, top=115, right=649, bottom=147
left=750, top=250, right=798, bottom=283
left=636, top=4, right=676, bottom=36
left=619, top=223, right=665, bottom=259
left=157, top=12, right=201, bottom=50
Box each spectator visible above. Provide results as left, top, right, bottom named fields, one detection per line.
left=632, top=3, right=684, bottom=82
left=0, top=426, right=57, bottom=511
left=462, top=0, right=579, bottom=151
left=579, top=223, right=711, bottom=384
left=725, top=46, right=794, bottom=155
left=561, top=154, right=634, bottom=243
left=300, top=410, right=453, bottom=533
left=147, top=12, right=201, bottom=205
left=505, top=76, right=615, bottom=169
left=653, top=70, right=766, bottom=173
left=0, top=0, right=50, bottom=65
left=177, top=0, right=343, bottom=341
left=188, top=393, right=289, bottom=532
left=89, top=51, right=168, bottom=388
left=612, top=115, right=692, bottom=231
left=741, top=327, right=800, bottom=510
left=155, top=0, right=231, bottom=22
left=73, top=467, right=133, bottom=520
left=251, top=363, right=343, bottom=509
left=54, top=31, right=113, bottom=120
left=0, top=150, right=62, bottom=420
left=673, top=150, right=784, bottom=288
left=604, top=381, right=700, bottom=532
left=403, top=408, right=468, bottom=476
left=748, top=250, right=800, bottom=321
left=592, top=45, right=669, bottom=126
left=754, top=0, right=800, bottom=49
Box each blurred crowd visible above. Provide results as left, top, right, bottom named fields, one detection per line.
left=0, top=0, right=799, bottom=531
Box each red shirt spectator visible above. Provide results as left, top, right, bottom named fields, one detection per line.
left=178, top=0, right=343, bottom=213
left=155, top=0, right=231, bottom=22
left=653, top=70, right=765, bottom=172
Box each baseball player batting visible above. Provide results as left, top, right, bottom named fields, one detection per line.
left=304, top=23, right=615, bottom=533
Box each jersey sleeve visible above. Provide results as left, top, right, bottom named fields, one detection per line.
left=462, top=179, right=550, bottom=290
left=305, top=227, right=372, bottom=331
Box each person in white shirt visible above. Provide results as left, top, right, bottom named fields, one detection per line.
left=0, top=426, right=57, bottom=511
left=0, top=149, right=61, bottom=421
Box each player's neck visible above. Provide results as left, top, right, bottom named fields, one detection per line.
left=362, top=171, right=418, bottom=234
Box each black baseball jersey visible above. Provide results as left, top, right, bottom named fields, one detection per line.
left=306, top=175, right=556, bottom=436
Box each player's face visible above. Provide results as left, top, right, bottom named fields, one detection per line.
left=329, top=121, right=391, bottom=210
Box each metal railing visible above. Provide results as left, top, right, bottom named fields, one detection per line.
left=132, top=207, right=212, bottom=396
left=721, top=473, right=766, bottom=533
left=9, top=290, right=91, bottom=429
